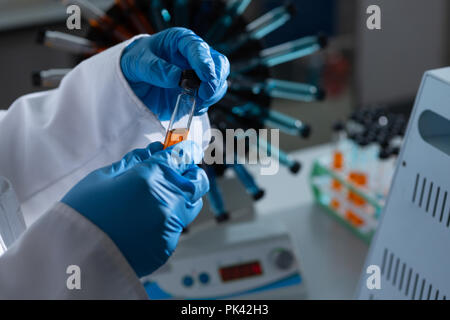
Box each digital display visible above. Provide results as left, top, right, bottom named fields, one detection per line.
left=219, top=261, right=263, bottom=282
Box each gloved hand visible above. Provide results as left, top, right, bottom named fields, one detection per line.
left=61, top=141, right=209, bottom=278
left=121, top=27, right=230, bottom=121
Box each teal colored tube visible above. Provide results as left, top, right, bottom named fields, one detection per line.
left=150, top=0, right=172, bottom=31
left=230, top=164, right=264, bottom=200
left=231, top=34, right=327, bottom=74
left=205, top=166, right=227, bottom=218
left=173, top=0, right=189, bottom=27
left=256, top=138, right=301, bottom=174
left=265, top=79, right=325, bottom=102
left=215, top=3, right=295, bottom=55
left=206, top=0, right=252, bottom=44
left=229, top=77, right=325, bottom=102
left=231, top=102, right=310, bottom=137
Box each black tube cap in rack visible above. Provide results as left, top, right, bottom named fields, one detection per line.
left=290, top=161, right=301, bottom=174
left=253, top=189, right=265, bottom=201
left=332, top=121, right=345, bottom=132
left=31, top=71, right=42, bottom=87
left=216, top=212, right=230, bottom=223
left=317, top=33, right=328, bottom=49
left=285, top=2, right=297, bottom=16
left=316, top=88, right=327, bottom=101
left=378, top=148, right=390, bottom=160
left=36, top=29, right=47, bottom=44
left=301, top=124, right=312, bottom=138
left=179, top=70, right=201, bottom=90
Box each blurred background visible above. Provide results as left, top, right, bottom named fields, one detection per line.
left=1, top=0, right=450, bottom=299
left=2, top=0, right=448, bottom=151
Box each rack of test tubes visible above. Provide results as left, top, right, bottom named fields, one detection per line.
left=310, top=108, right=407, bottom=242
left=33, top=0, right=329, bottom=224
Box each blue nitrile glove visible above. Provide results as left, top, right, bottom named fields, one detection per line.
left=61, top=141, right=209, bottom=278
left=121, top=27, right=230, bottom=121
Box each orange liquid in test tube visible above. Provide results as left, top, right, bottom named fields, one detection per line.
left=347, top=171, right=368, bottom=206
left=163, top=128, right=190, bottom=149
left=332, top=151, right=344, bottom=170
left=331, top=151, right=344, bottom=191
left=345, top=210, right=365, bottom=227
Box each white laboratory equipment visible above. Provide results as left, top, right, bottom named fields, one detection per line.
left=142, top=218, right=306, bottom=299
left=358, top=67, right=450, bottom=299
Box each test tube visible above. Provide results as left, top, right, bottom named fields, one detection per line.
left=163, top=70, right=201, bottom=149
left=256, top=137, right=301, bottom=174
left=331, top=122, right=345, bottom=171
left=61, top=0, right=133, bottom=42
left=204, top=166, right=229, bottom=223
left=232, top=34, right=327, bottom=74
left=216, top=3, right=296, bottom=55
left=376, top=148, right=390, bottom=200
left=32, top=69, right=72, bottom=88
left=173, top=0, right=190, bottom=27
left=206, top=0, right=252, bottom=44
left=229, top=101, right=311, bottom=137
left=115, top=0, right=155, bottom=34
left=150, top=0, right=172, bottom=31
left=229, top=76, right=325, bottom=102
left=264, top=79, right=326, bottom=102
left=229, top=163, right=265, bottom=200
left=37, top=30, right=101, bottom=55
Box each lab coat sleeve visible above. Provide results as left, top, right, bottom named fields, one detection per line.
left=0, top=202, right=148, bottom=299
left=0, top=36, right=210, bottom=223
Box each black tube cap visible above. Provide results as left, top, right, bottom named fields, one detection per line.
left=252, top=189, right=265, bottom=201
left=36, top=29, right=47, bottom=44
left=301, top=124, right=311, bottom=138
left=388, top=146, right=400, bottom=157
left=285, top=2, right=297, bottom=16
left=316, top=88, right=326, bottom=101
left=290, top=161, right=301, bottom=174
left=179, top=70, right=201, bottom=90
left=317, top=33, right=328, bottom=49
left=378, top=148, right=390, bottom=160
left=332, top=121, right=345, bottom=132
left=31, top=71, right=41, bottom=86
left=216, top=212, right=230, bottom=223
left=358, top=138, right=370, bottom=147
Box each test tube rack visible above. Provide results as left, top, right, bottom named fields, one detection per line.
left=310, top=109, right=407, bottom=243
left=33, top=0, right=330, bottom=225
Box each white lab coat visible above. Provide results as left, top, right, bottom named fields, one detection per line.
left=0, top=37, right=210, bottom=299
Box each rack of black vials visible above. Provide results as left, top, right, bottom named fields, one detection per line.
left=34, top=0, right=328, bottom=223
left=310, top=107, right=408, bottom=242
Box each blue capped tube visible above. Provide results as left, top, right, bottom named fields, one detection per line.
left=150, top=0, right=172, bottom=31
left=216, top=3, right=296, bottom=55
left=256, top=138, right=301, bottom=174
left=204, top=166, right=229, bottom=223
left=205, top=0, right=252, bottom=44
left=173, top=0, right=189, bottom=27
left=230, top=101, right=311, bottom=138
left=229, top=76, right=325, bottom=102
left=230, top=163, right=265, bottom=200
left=232, top=34, right=327, bottom=74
